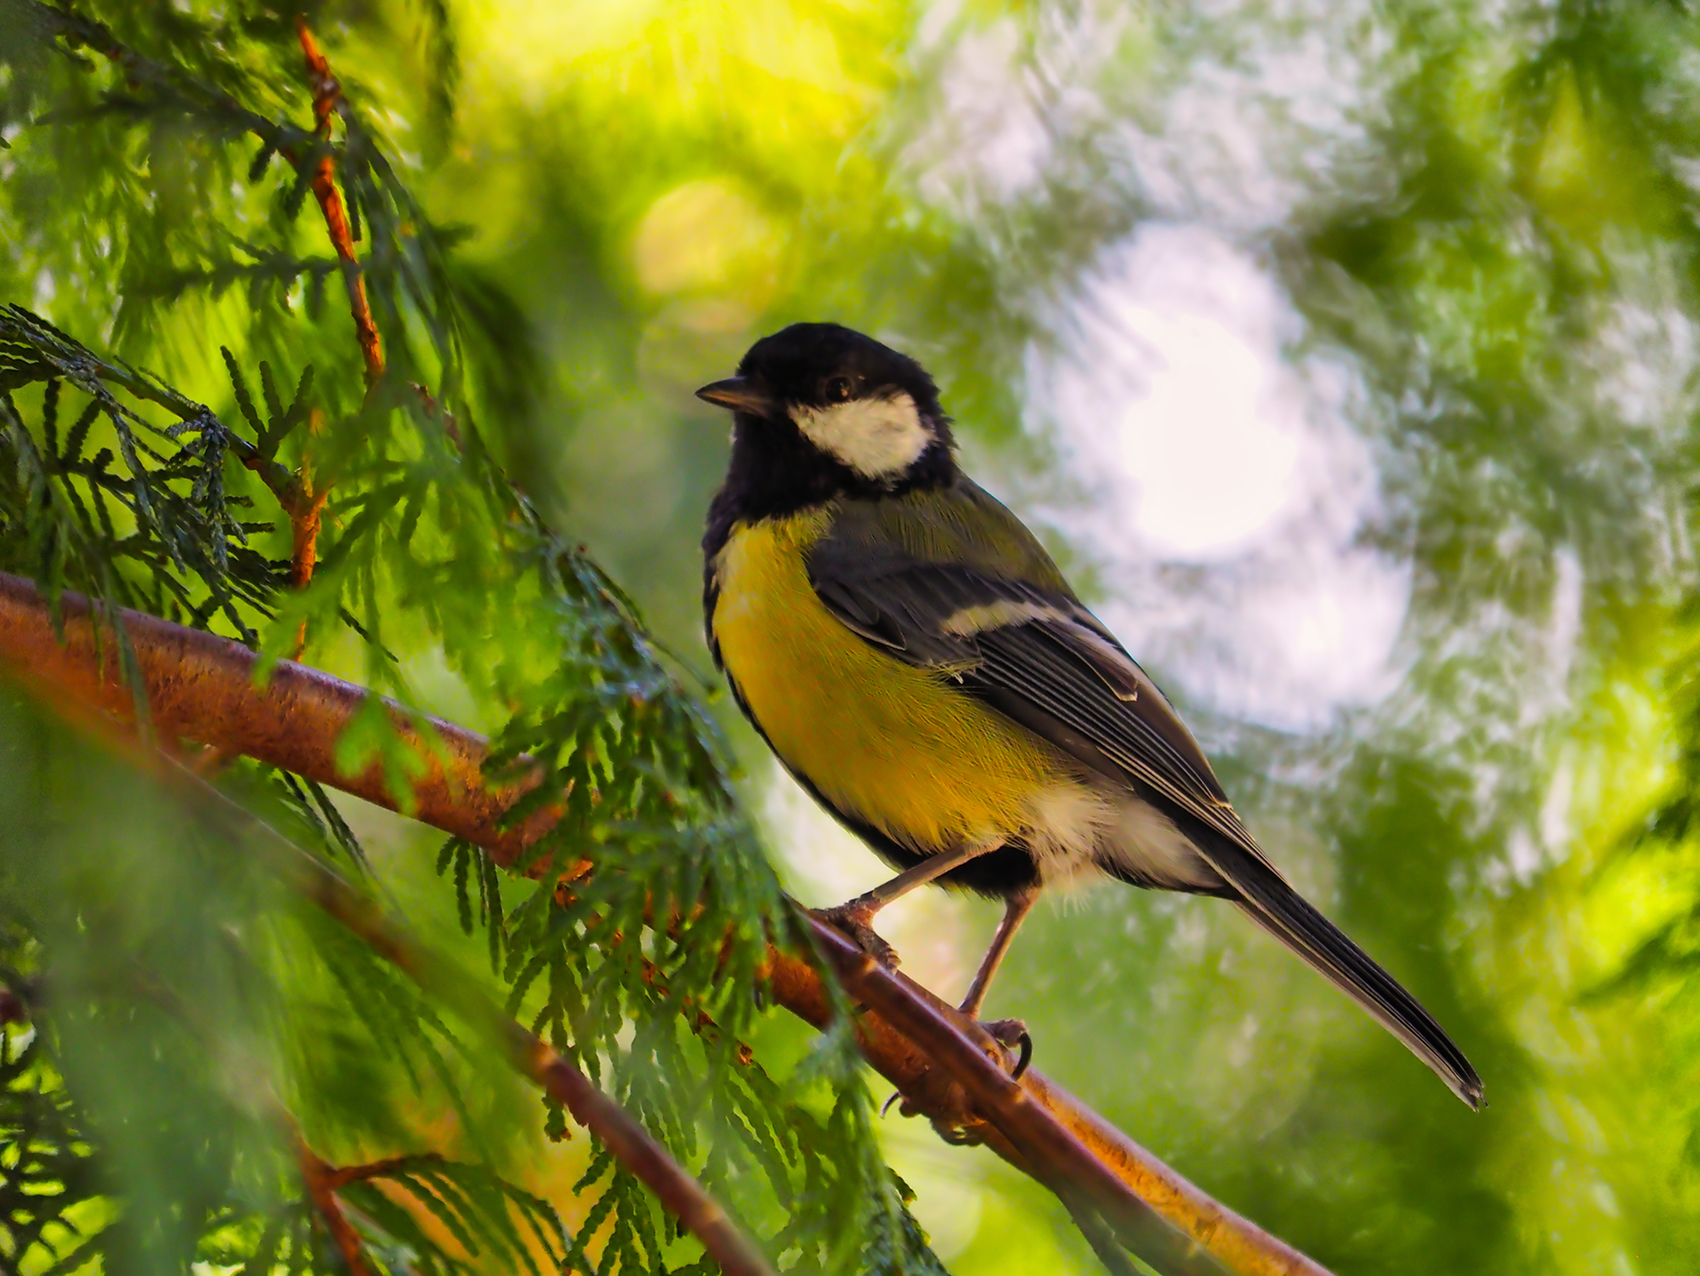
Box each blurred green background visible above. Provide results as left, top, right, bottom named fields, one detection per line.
left=9, top=0, right=1700, bottom=1272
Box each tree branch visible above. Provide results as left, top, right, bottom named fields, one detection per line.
left=0, top=571, right=1335, bottom=1276
left=293, top=16, right=384, bottom=395
left=29, top=5, right=378, bottom=653
left=31, top=4, right=384, bottom=401
left=219, top=773, right=776, bottom=1276
left=298, top=1138, right=378, bottom=1276
left=320, top=1156, right=414, bottom=1190
left=18, top=656, right=777, bottom=1276
left=286, top=18, right=380, bottom=657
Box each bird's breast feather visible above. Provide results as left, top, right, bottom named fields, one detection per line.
left=710, top=512, right=1070, bottom=855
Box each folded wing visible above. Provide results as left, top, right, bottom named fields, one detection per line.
left=808, top=480, right=1484, bottom=1108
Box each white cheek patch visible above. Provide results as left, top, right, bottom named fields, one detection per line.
left=790, top=392, right=930, bottom=480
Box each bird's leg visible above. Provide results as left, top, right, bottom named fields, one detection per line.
left=960, top=887, right=1039, bottom=1078
left=958, top=887, right=1038, bottom=1019
left=811, top=839, right=1002, bottom=970
left=880, top=886, right=1042, bottom=1125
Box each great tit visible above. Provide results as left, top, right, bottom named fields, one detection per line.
left=697, top=322, right=1483, bottom=1109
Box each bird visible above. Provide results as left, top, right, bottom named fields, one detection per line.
left=696, top=322, right=1483, bottom=1109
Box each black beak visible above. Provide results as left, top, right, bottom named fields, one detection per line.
left=695, top=376, right=780, bottom=418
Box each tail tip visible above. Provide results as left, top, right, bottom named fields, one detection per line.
left=1452, top=1072, right=1486, bottom=1111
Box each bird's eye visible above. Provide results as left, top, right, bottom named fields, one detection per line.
left=823, top=376, right=854, bottom=403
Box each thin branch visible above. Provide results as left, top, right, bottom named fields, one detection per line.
left=285, top=407, right=329, bottom=658
left=640, top=955, right=755, bottom=1062
left=27, top=6, right=378, bottom=651
left=321, top=1156, right=415, bottom=1191
left=808, top=922, right=1221, bottom=1274
left=31, top=3, right=384, bottom=400
left=18, top=680, right=776, bottom=1276
left=201, top=771, right=776, bottom=1276
left=0, top=571, right=1336, bottom=1276
left=298, top=1138, right=378, bottom=1276
left=293, top=17, right=383, bottom=391
left=26, top=4, right=314, bottom=154
left=286, top=18, right=381, bottom=657
left=126, top=969, right=386, bottom=1275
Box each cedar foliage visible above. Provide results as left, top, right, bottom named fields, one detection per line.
left=0, top=4, right=947, bottom=1273
left=13, top=1, right=1700, bottom=1273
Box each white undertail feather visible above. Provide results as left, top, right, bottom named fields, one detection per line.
left=791, top=392, right=929, bottom=480
left=1021, top=776, right=1222, bottom=891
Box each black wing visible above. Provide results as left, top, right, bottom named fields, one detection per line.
left=806, top=488, right=1246, bottom=845
left=807, top=485, right=1484, bottom=1108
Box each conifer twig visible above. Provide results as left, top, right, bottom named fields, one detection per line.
left=209, top=784, right=778, bottom=1276
left=321, top=1156, right=415, bottom=1189
left=26, top=6, right=375, bottom=650
left=167, top=758, right=777, bottom=1276
left=285, top=18, right=381, bottom=655
left=0, top=571, right=1335, bottom=1276
left=298, top=1139, right=379, bottom=1276
left=0, top=667, right=777, bottom=1276
left=27, top=5, right=383, bottom=395
left=285, top=407, right=329, bottom=657
left=293, top=16, right=384, bottom=393
left=805, top=921, right=1221, bottom=1273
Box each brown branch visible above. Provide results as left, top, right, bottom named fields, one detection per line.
left=285, top=408, right=330, bottom=658
left=22, top=678, right=776, bottom=1276
left=524, top=1038, right=766, bottom=1272
left=236, top=781, right=776, bottom=1276
left=412, top=383, right=462, bottom=448
left=34, top=7, right=382, bottom=398
left=294, top=16, right=383, bottom=393
left=232, top=448, right=304, bottom=519
left=285, top=19, right=381, bottom=657
left=0, top=572, right=1334, bottom=1276
left=320, top=1156, right=412, bottom=1189
left=809, top=924, right=1219, bottom=1273
left=639, top=955, right=753, bottom=1059
left=298, top=1138, right=378, bottom=1276
left=54, top=13, right=385, bottom=654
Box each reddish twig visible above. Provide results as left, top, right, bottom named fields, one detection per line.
left=179, top=764, right=776, bottom=1276
left=285, top=20, right=383, bottom=656
left=35, top=9, right=383, bottom=396
left=294, top=16, right=383, bottom=392
left=286, top=408, right=330, bottom=657
left=14, top=671, right=776, bottom=1276
left=413, top=383, right=462, bottom=448
left=0, top=572, right=1335, bottom=1276
left=520, top=1035, right=767, bottom=1272
left=811, top=922, right=1219, bottom=1273
left=298, top=1138, right=378, bottom=1276
left=321, top=1155, right=414, bottom=1190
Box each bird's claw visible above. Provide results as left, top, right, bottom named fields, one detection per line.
left=980, top=1017, right=1033, bottom=1080
left=809, top=904, right=901, bottom=970
left=933, top=1119, right=984, bottom=1146
left=878, top=1015, right=1034, bottom=1144
left=880, top=1088, right=989, bottom=1146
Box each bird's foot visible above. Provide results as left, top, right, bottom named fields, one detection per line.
left=808, top=903, right=901, bottom=970
left=979, top=1019, right=1026, bottom=1080
left=979, top=1017, right=1033, bottom=1080
left=878, top=1013, right=1034, bottom=1139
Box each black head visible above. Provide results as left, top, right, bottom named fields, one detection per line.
left=697, top=323, right=957, bottom=521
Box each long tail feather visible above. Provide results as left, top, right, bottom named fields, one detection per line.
left=1212, top=843, right=1484, bottom=1109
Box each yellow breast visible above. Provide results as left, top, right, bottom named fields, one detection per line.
left=710, top=509, right=1069, bottom=855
